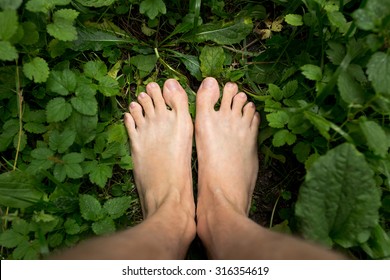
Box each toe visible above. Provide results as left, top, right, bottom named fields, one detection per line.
left=137, top=92, right=155, bottom=118
left=124, top=112, right=137, bottom=139
left=129, top=101, right=145, bottom=127
left=243, top=102, right=256, bottom=124
left=196, top=77, right=220, bottom=114
left=232, top=92, right=247, bottom=115
left=251, top=112, right=261, bottom=131
left=163, top=79, right=189, bottom=112
left=146, top=82, right=166, bottom=111
left=220, top=82, right=238, bottom=111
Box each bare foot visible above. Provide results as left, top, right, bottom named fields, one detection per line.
left=195, top=77, right=260, bottom=218
left=124, top=79, right=195, bottom=224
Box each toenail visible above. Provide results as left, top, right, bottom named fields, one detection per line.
left=202, top=77, right=215, bottom=87
left=148, top=82, right=157, bottom=88
left=239, top=92, right=247, bottom=98
left=226, top=82, right=235, bottom=88
left=139, top=92, right=147, bottom=98
left=130, top=102, right=137, bottom=108
left=166, top=79, right=179, bottom=90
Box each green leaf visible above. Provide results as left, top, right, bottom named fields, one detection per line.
left=139, top=0, right=166, bottom=20
left=272, top=129, right=297, bottom=147
left=49, top=129, right=76, bottom=153
left=98, top=76, right=119, bottom=96
left=130, top=54, right=157, bottom=78
left=76, top=0, right=117, bottom=7
left=64, top=218, right=81, bottom=235
left=0, top=171, right=44, bottom=208
left=367, top=52, right=390, bottom=97
left=337, top=70, right=365, bottom=104
left=92, top=216, right=115, bottom=235
left=71, top=94, right=98, bottom=116
left=47, top=9, right=79, bottom=41
left=67, top=111, right=98, bottom=144
left=191, top=17, right=253, bottom=45
left=361, top=224, right=390, bottom=260
left=13, top=240, right=40, bottom=260
left=282, top=80, right=298, bottom=98
left=268, top=84, right=283, bottom=101
left=327, top=11, right=348, bottom=33
left=293, top=142, right=311, bottom=163
left=199, top=46, right=225, bottom=77
left=63, top=152, right=84, bottom=164
left=178, top=54, right=202, bottom=81
left=46, top=97, right=73, bottom=122
left=0, top=10, right=18, bottom=41
left=26, top=0, right=71, bottom=13
left=266, top=111, right=289, bottom=128
left=301, top=64, right=322, bottom=81
left=84, top=60, right=107, bottom=80
left=23, top=57, right=50, bottom=83
left=0, top=0, right=23, bottom=10
left=296, top=143, right=381, bottom=248
left=103, top=196, right=132, bottom=219
left=304, top=111, right=331, bottom=140
left=360, top=120, right=389, bottom=158
left=31, top=147, right=54, bottom=160
left=47, top=69, right=77, bottom=96
left=48, top=232, right=64, bottom=247
left=107, top=123, right=127, bottom=144
left=89, top=163, right=112, bottom=188
left=13, top=219, right=31, bottom=235
left=79, top=194, right=104, bottom=221
left=0, top=41, right=18, bottom=61
left=21, top=22, right=39, bottom=45
left=285, top=14, right=303, bottom=26
left=352, top=0, right=390, bottom=31
left=53, top=164, right=66, bottom=182
left=0, top=230, right=27, bottom=248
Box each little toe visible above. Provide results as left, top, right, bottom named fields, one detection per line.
left=232, top=92, right=247, bottom=115
left=220, top=82, right=238, bottom=111
left=137, top=92, right=155, bottom=117
left=124, top=112, right=137, bottom=139
left=129, top=101, right=145, bottom=127
left=163, top=79, right=189, bottom=113
left=196, top=77, right=220, bottom=114
left=146, top=82, right=166, bottom=111
left=243, top=102, right=256, bottom=124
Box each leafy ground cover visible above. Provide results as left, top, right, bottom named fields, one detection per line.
left=0, top=0, right=389, bottom=259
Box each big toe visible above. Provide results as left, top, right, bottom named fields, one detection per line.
left=196, top=77, right=220, bottom=114
left=162, top=79, right=189, bottom=113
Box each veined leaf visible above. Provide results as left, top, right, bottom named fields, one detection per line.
left=49, top=129, right=76, bottom=153
left=26, top=0, right=71, bottom=13
left=84, top=60, right=107, bottom=80
left=296, top=143, right=381, bottom=248
left=92, top=216, right=115, bottom=235
left=0, top=41, right=18, bottom=61
left=46, top=97, right=73, bottom=122
left=199, top=46, right=225, bottom=77
left=76, top=0, right=117, bottom=7
left=47, top=9, right=79, bottom=42
left=103, top=196, right=132, bottom=219
left=139, top=0, right=166, bottom=20
left=285, top=14, right=303, bottom=26
left=47, top=69, right=77, bottom=96
left=367, top=52, right=390, bottom=97
left=79, top=194, right=104, bottom=221
left=23, top=57, right=50, bottom=83
left=360, top=119, right=389, bottom=158
left=0, top=10, right=18, bottom=41
left=0, top=0, right=23, bottom=10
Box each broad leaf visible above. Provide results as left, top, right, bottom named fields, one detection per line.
left=266, top=111, right=289, bottom=128
left=103, top=196, right=132, bottom=219
left=26, top=0, right=71, bottom=13
left=367, top=52, right=390, bottom=97
left=49, top=129, right=76, bottom=153
left=92, top=216, right=115, bottom=235
left=139, top=0, right=166, bottom=20
left=89, top=163, right=112, bottom=188
left=337, top=70, right=365, bottom=104
left=76, top=0, right=116, bottom=7
left=46, top=97, right=73, bottom=122
left=285, top=14, right=303, bottom=26
left=71, top=94, right=98, bottom=116
left=0, top=41, right=18, bottom=61
left=199, top=46, right=225, bottom=77
left=98, top=76, right=119, bottom=96
left=301, top=64, right=322, bottom=81
left=47, top=9, right=79, bottom=41
left=360, top=119, right=389, bottom=158
left=47, top=69, right=77, bottom=96
left=0, top=0, right=23, bottom=10
left=296, top=143, right=381, bottom=248
left=0, top=10, right=18, bottom=41
left=79, top=194, right=104, bottom=221
left=84, top=60, right=107, bottom=80
left=272, top=129, right=296, bottom=147
left=23, top=57, right=50, bottom=83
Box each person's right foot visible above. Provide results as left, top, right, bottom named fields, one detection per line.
left=195, top=77, right=260, bottom=218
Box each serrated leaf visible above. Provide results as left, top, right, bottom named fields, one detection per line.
left=327, top=11, right=348, bottom=33
left=282, top=80, right=298, bottom=98
left=326, top=42, right=345, bottom=65
left=47, top=9, right=79, bottom=41
left=0, top=0, right=23, bottom=10
left=48, top=233, right=64, bottom=247
left=352, top=0, right=390, bottom=31
left=49, top=129, right=76, bottom=153
left=367, top=52, right=390, bottom=97
left=301, top=64, right=322, bottom=81
left=103, top=196, right=132, bottom=219
left=21, top=22, right=39, bottom=45
left=23, top=57, right=50, bottom=83
left=79, top=194, right=104, bottom=221
left=84, top=60, right=107, bottom=80
left=191, top=17, right=253, bottom=45
left=0, top=41, right=18, bottom=61
left=26, top=0, right=71, bottom=13
left=46, top=97, right=73, bottom=122
left=76, top=0, right=116, bottom=7
left=53, top=163, right=67, bottom=182
left=361, top=224, right=390, bottom=260
left=13, top=239, right=40, bottom=260
left=178, top=54, right=202, bottom=81
left=266, top=111, right=289, bottom=128
left=304, top=111, right=331, bottom=140
left=130, top=54, right=157, bottom=78
left=139, top=0, right=166, bottom=20
left=199, top=46, right=225, bottom=77
left=272, top=129, right=296, bottom=147
left=0, top=230, right=27, bottom=248
left=47, top=69, right=77, bottom=96
left=64, top=218, right=81, bottom=235
left=293, top=142, right=311, bottom=163
left=71, top=94, right=98, bottom=116
left=98, top=75, right=119, bottom=96
left=63, top=152, right=84, bottom=164
left=285, top=14, right=303, bottom=26
left=360, top=120, right=389, bottom=158
left=67, top=111, right=98, bottom=144
left=89, top=163, right=112, bottom=188
left=107, top=123, right=127, bottom=144
left=296, top=143, right=381, bottom=248
left=0, top=170, right=45, bottom=208
left=31, top=147, right=54, bottom=160
left=0, top=10, right=18, bottom=41
left=268, top=84, right=283, bottom=101
left=338, top=70, right=365, bottom=104
left=13, top=219, right=31, bottom=235
left=92, top=216, right=115, bottom=235
left=23, top=123, right=46, bottom=134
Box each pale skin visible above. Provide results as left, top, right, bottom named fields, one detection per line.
left=54, top=78, right=343, bottom=260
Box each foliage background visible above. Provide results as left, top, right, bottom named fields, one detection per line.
left=0, top=0, right=389, bottom=259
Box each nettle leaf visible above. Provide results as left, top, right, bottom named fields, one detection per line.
left=89, top=162, right=113, bottom=188
left=199, top=46, right=225, bottom=77
left=338, top=69, right=365, bottom=105
left=266, top=111, right=289, bottom=128
left=47, top=9, right=79, bottom=41
left=367, top=52, right=390, bottom=97
left=107, top=123, right=127, bottom=144
left=360, top=119, right=389, bottom=158
left=98, top=76, right=119, bottom=96
left=49, top=129, right=76, bottom=153
left=0, top=10, right=18, bottom=41
left=361, top=224, right=390, bottom=260
left=46, top=97, right=73, bottom=122
left=84, top=60, right=107, bottom=80
left=130, top=54, right=157, bottom=78
left=301, top=64, right=322, bottom=81
left=64, top=218, right=81, bottom=235
left=282, top=80, right=298, bottom=98
left=47, top=69, right=77, bottom=96
left=21, top=22, right=39, bottom=45
left=139, top=0, right=166, bottom=20
left=24, top=123, right=46, bottom=134
left=92, top=216, right=115, bottom=235
left=0, top=0, right=23, bottom=10
left=77, top=0, right=117, bottom=7
left=53, top=163, right=67, bottom=182
left=26, top=0, right=71, bottom=13
left=285, top=14, right=303, bottom=26
left=192, top=17, right=253, bottom=45
left=67, top=111, right=98, bottom=144
left=62, top=152, right=84, bottom=179
left=0, top=41, right=18, bottom=61
left=23, top=57, right=50, bottom=83
left=352, top=0, right=390, bottom=31
left=293, top=142, right=311, bottom=163
left=0, top=170, right=45, bottom=208
left=296, top=143, right=381, bottom=248
left=0, top=229, right=27, bottom=248
left=79, top=194, right=104, bottom=221
left=103, top=196, right=132, bottom=219
left=304, top=111, right=331, bottom=140
left=268, top=84, right=283, bottom=101
left=272, top=129, right=297, bottom=147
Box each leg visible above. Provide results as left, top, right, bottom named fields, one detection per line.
left=54, top=79, right=196, bottom=259
left=195, top=78, right=343, bottom=259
